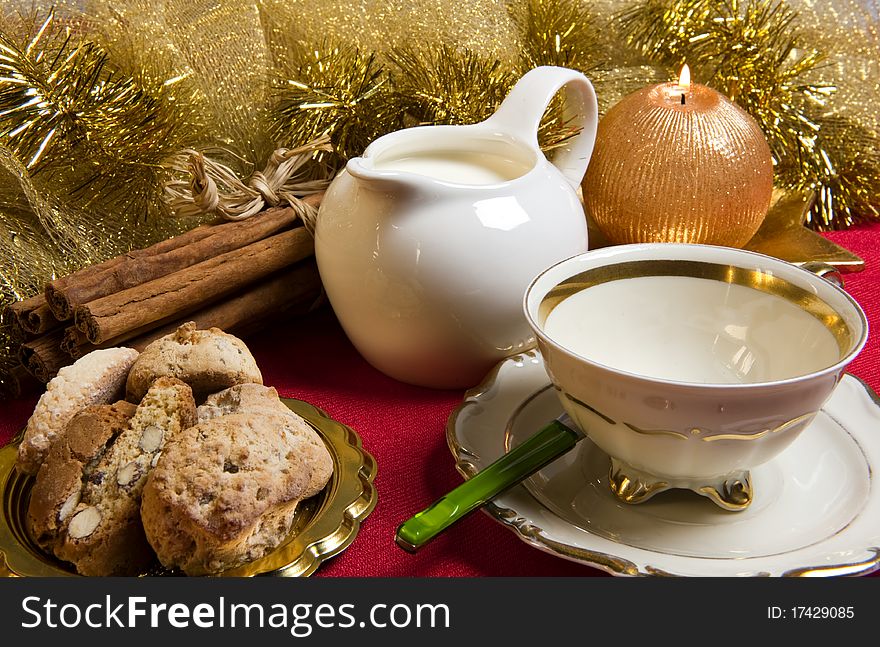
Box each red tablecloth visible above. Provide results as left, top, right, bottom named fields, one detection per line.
left=4, top=224, right=880, bottom=576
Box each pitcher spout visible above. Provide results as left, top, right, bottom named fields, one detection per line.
left=345, top=157, right=414, bottom=193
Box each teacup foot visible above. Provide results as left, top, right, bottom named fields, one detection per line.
left=608, top=457, right=753, bottom=511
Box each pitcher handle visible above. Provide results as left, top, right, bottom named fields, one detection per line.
left=485, top=65, right=598, bottom=189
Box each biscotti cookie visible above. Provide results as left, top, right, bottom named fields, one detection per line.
left=197, top=383, right=294, bottom=422
left=141, top=410, right=333, bottom=575
left=27, top=402, right=137, bottom=551
left=126, top=322, right=262, bottom=401
left=17, top=347, right=139, bottom=475
left=54, top=377, right=197, bottom=576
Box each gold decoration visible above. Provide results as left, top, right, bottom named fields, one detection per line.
left=616, top=0, right=880, bottom=230
left=783, top=548, right=880, bottom=578
left=388, top=45, right=516, bottom=125
left=585, top=188, right=865, bottom=270
left=583, top=78, right=774, bottom=247
left=608, top=459, right=670, bottom=504
left=610, top=456, right=754, bottom=510
left=271, top=43, right=401, bottom=162
left=697, top=477, right=753, bottom=510
left=0, top=10, right=185, bottom=220
left=744, top=190, right=864, bottom=271
left=509, top=0, right=603, bottom=71
left=624, top=423, right=689, bottom=441
left=271, top=0, right=608, bottom=163
left=0, top=6, right=196, bottom=396
left=259, top=0, right=521, bottom=64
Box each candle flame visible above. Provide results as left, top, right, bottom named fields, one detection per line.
left=678, top=64, right=691, bottom=90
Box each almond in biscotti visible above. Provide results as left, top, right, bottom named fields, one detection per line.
left=54, top=377, right=197, bottom=576
left=116, top=461, right=141, bottom=487
left=27, top=401, right=136, bottom=552
left=126, top=322, right=261, bottom=401
left=16, top=348, right=139, bottom=476
left=67, top=507, right=101, bottom=539
left=139, top=425, right=164, bottom=452
left=58, top=491, right=80, bottom=522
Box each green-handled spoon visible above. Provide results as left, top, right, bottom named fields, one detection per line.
left=395, top=416, right=584, bottom=552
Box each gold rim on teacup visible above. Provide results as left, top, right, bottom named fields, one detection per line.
left=526, top=246, right=867, bottom=389
left=537, top=259, right=854, bottom=357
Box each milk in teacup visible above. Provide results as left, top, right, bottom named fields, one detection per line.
left=543, top=275, right=841, bottom=384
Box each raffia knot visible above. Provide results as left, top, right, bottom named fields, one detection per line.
left=187, top=153, right=221, bottom=214
left=248, top=170, right=278, bottom=207
left=164, top=137, right=334, bottom=234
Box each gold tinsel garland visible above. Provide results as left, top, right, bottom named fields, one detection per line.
left=1, top=0, right=879, bottom=396
left=270, top=42, right=400, bottom=163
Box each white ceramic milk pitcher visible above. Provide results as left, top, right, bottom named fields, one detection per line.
left=315, top=66, right=598, bottom=388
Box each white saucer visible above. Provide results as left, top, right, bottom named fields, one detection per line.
left=448, top=350, right=880, bottom=576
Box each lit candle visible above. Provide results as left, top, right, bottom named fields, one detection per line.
left=582, top=64, right=773, bottom=248
left=676, top=63, right=690, bottom=105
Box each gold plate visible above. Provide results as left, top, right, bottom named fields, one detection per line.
left=0, top=398, right=377, bottom=577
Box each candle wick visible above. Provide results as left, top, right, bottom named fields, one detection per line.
left=680, top=92, right=686, bottom=105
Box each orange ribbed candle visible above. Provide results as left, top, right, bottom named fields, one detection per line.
left=582, top=67, right=773, bottom=247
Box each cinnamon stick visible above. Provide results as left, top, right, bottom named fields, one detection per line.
left=6, top=294, right=49, bottom=332
left=75, top=227, right=315, bottom=344
left=48, top=207, right=304, bottom=321
left=44, top=224, right=231, bottom=319
left=19, top=330, right=67, bottom=382
left=25, top=301, right=60, bottom=334
left=9, top=316, right=29, bottom=343
left=44, top=254, right=131, bottom=320
left=70, top=261, right=323, bottom=358
left=6, top=294, right=59, bottom=343
left=61, top=326, right=89, bottom=356
left=144, top=260, right=323, bottom=340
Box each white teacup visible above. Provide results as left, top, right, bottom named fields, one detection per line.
left=524, top=244, right=868, bottom=510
